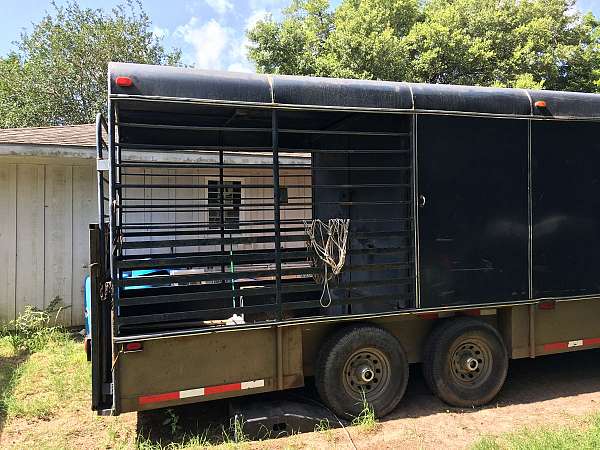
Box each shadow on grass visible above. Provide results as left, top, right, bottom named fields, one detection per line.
left=136, top=400, right=235, bottom=447
left=0, top=351, right=29, bottom=436
left=134, top=388, right=350, bottom=448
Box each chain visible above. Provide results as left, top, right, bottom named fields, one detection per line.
left=100, top=281, right=113, bottom=303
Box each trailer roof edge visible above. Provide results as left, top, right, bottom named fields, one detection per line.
left=108, top=62, right=600, bottom=120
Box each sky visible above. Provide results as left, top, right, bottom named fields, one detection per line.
left=1, top=0, right=599, bottom=73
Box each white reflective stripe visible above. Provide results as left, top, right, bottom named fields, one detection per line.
left=480, top=309, right=497, bottom=316
left=568, top=340, right=584, bottom=348
left=241, top=379, right=265, bottom=390
left=179, top=388, right=205, bottom=398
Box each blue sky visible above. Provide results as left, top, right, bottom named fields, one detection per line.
left=1, top=0, right=599, bottom=72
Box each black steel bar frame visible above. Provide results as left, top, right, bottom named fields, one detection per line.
left=98, top=94, right=600, bottom=344
left=104, top=99, right=417, bottom=335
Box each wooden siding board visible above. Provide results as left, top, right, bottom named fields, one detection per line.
left=16, top=164, right=45, bottom=313
left=0, top=164, right=17, bottom=323
left=44, top=165, right=73, bottom=324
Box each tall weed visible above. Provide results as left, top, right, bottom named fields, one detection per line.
left=2, top=298, right=67, bottom=353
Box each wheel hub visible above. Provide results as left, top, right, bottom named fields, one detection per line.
left=342, top=348, right=390, bottom=400
left=357, top=365, right=375, bottom=382
left=464, top=357, right=479, bottom=372
left=450, top=340, right=491, bottom=385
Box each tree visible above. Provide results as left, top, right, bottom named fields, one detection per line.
left=247, top=0, right=334, bottom=76
left=248, top=0, right=600, bottom=92
left=0, top=1, right=181, bottom=128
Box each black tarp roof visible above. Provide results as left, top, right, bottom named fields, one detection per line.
left=109, top=62, right=600, bottom=120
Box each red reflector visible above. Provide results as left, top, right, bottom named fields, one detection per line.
left=538, top=300, right=555, bottom=310
left=139, top=391, right=179, bottom=405
left=204, top=382, right=241, bottom=395
left=115, top=76, right=133, bottom=87
left=544, top=341, right=568, bottom=351
left=584, top=337, right=600, bottom=346
left=534, top=100, right=547, bottom=108
left=125, top=342, right=143, bottom=352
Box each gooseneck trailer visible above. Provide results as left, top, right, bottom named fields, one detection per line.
left=90, top=62, right=600, bottom=419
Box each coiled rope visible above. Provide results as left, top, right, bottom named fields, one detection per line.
left=304, top=218, right=350, bottom=307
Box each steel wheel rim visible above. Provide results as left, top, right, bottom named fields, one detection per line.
left=342, top=347, right=391, bottom=401
left=449, top=338, right=493, bottom=387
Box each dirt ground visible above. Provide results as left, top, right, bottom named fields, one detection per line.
left=283, top=348, right=600, bottom=449
left=4, top=348, right=600, bottom=449
left=184, top=348, right=600, bottom=449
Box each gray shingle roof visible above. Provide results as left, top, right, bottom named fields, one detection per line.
left=0, top=124, right=96, bottom=147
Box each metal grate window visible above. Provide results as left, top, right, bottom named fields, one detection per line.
left=208, top=180, right=241, bottom=229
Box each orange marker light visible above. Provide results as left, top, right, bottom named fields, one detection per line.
left=534, top=100, right=547, bottom=109
left=115, top=76, right=133, bottom=87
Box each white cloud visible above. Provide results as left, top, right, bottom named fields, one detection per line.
left=245, top=9, right=268, bottom=30
left=227, top=62, right=253, bottom=73
left=176, top=18, right=234, bottom=69
left=152, top=25, right=170, bottom=39
left=204, top=0, right=233, bottom=14
left=248, top=0, right=287, bottom=10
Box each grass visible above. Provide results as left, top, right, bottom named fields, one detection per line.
left=0, top=325, right=258, bottom=449
left=472, top=415, right=600, bottom=450
left=350, top=393, right=379, bottom=433
left=0, top=305, right=375, bottom=448
left=3, top=332, right=89, bottom=420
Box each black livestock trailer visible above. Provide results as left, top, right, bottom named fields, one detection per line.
left=90, top=62, right=600, bottom=421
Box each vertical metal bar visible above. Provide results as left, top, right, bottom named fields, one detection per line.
left=107, top=100, right=119, bottom=413
left=276, top=326, right=284, bottom=390
left=89, top=224, right=101, bottom=410
left=108, top=101, right=118, bottom=292
left=117, top=139, right=123, bottom=256
left=272, top=109, right=283, bottom=319
left=528, top=119, right=533, bottom=300
left=345, top=130, right=352, bottom=313
left=95, top=114, right=105, bottom=270
left=412, top=114, right=421, bottom=309
left=529, top=304, right=536, bottom=358
left=219, top=147, right=226, bottom=278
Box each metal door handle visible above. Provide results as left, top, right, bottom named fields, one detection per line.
left=418, top=195, right=426, bottom=208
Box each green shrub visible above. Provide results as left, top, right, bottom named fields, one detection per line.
left=2, top=298, right=67, bottom=354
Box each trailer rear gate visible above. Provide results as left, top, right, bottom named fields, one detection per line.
left=91, top=62, right=600, bottom=417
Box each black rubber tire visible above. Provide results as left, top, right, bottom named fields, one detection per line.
left=422, top=317, right=508, bottom=408
left=315, top=324, right=409, bottom=420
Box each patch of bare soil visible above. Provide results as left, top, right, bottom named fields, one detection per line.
left=262, top=349, right=600, bottom=449
left=2, top=409, right=137, bottom=450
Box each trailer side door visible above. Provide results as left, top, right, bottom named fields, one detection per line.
left=417, top=115, right=529, bottom=308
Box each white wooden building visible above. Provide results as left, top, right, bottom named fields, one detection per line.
left=0, top=125, right=310, bottom=327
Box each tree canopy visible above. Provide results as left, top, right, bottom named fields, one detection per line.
left=248, top=0, right=600, bottom=92
left=0, top=1, right=181, bottom=128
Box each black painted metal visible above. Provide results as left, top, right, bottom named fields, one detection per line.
left=106, top=101, right=418, bottom=333
left=417, top=115, right=529, bottom=307
left=99, top=63, right=600, bottom=336
left=109, top=62, right=600, bottom=119
left=532, top=120, right=600, bottom=297
left=93, top=117, right=114, bottom=411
